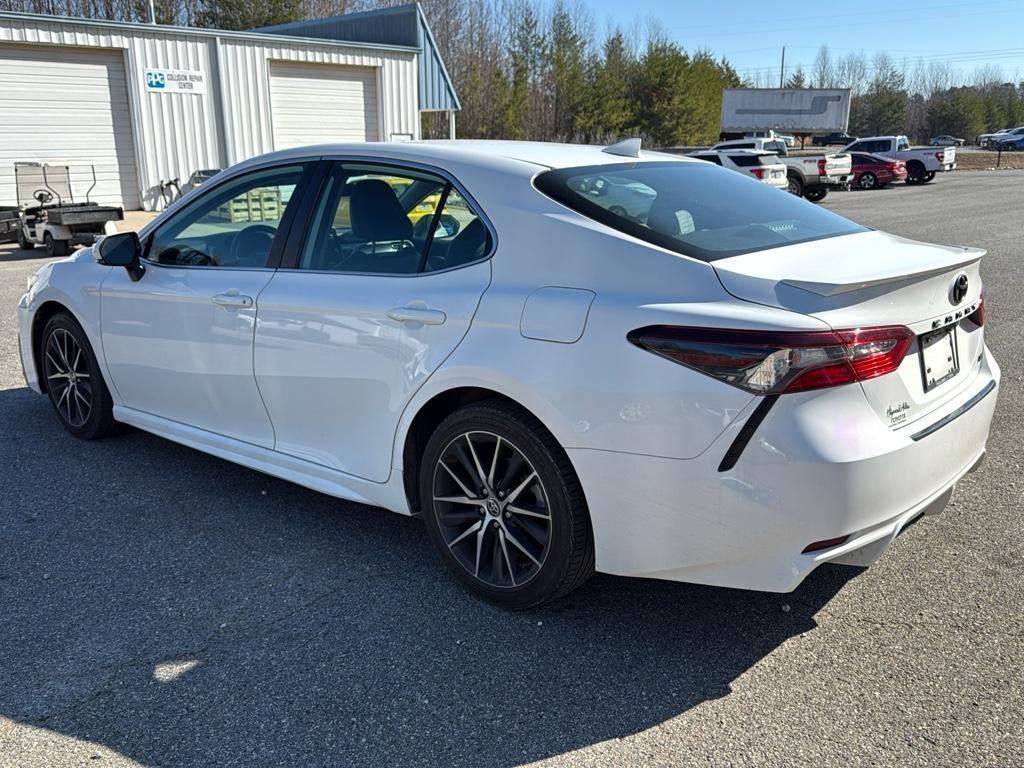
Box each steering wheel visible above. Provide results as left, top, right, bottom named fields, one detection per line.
left=227, top=224, right=277, bottom=268
left=33, top=189, right=53, bottom=205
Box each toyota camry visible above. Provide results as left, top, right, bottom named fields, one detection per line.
left=18, top=139, right=1000, bottom=608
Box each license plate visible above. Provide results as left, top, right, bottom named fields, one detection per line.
left=920, top=325, right=959, bottom=392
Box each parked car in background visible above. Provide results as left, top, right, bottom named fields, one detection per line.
left=687, top=149, right=788, bottom=189
left=997, top=135, right=1024, bottom=151
left=17, top=139, right=1000, bottom=607
left=976, top=126, right=1022, bottom=148
left=850, top=153, right=908, bottom=189
left=930, top=135, right=965, bottom=147
left=813, top=132, right=857, bottom=146
left=711, top=137, right=789, bottom=156
left=775, top=132, right=797, bottom=147
left=711, top=139, right=853, bottom=202
left=843, top=136, right=955, bottom=183
left=993, top=128, right=1024, bottom=149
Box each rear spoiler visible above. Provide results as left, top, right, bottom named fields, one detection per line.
left=781, top=247, right=984, bottom=297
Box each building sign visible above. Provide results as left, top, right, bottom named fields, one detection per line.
left=145, top=69, right=207, bottom=95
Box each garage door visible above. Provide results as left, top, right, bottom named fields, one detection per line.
left=0, top=44, right=140, bottom=209
left=270, top=61, right=379, bottom=149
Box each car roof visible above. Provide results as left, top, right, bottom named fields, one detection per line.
left=230, top=140, right=700, bottom=173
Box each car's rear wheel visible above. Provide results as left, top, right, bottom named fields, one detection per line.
left=905, top=161, right=926, bottom=184
left=786, top=175, right=803, bottom=197
left=41, top=313, right=118, bottom=440
left=803, top=186, right=828, bottom=203
left=923, top=171, right=936, bottom=183
left=858, top=172, right=877, bottom=190
left=44, top=232, right=69, bottom=258
left=420, top=399, right=594, bottom=609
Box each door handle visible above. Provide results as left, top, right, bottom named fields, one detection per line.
left=212, top=292, right=254, bottom=309
left=386, top=306, right=446, bottom=325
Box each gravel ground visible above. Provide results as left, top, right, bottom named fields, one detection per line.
left=0, top=171, right=1021, bottom=767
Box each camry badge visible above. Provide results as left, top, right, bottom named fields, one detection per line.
left=951, top=273, right=969, bottom=305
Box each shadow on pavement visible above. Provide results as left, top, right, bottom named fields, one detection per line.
left=0, top=387, right=858, bottom=767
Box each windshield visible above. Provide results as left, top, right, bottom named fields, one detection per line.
left=534, top=161, right=866, bottom=262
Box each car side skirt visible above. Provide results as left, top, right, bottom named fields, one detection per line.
left=113, top=406, right=413, bottom=515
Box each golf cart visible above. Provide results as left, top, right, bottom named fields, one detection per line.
left=13, top=162, right=124, bottom=257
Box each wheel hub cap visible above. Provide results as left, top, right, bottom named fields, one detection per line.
left=432, top=431, right=552, bottom=589
left=43, top=328, right=92, bottom=428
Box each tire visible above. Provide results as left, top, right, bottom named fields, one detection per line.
left=17, top=228, right=35, bottom=250
left=786, top=175, right=803, bottom=197
left=803, top=186, right=828, bottom=203
left=44, top=232, right=69, bottom=257
left=40, top=313, right=119, bottom=440
left=923, top=171, right=936, bottom=183
left=420, top=399, right=594, bottom=609
left=858, top=172, right=878, bottom=190
left=905, top=161, right=926, bottom=184
left=608, top=205, right=628, bottom=218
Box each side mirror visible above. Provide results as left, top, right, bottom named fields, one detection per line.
left=96, top=231, right=144, bottom=281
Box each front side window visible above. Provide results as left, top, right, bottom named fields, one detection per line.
left=146, top=165, right=305, bottom=268
left=535, top=160, right=867, bottom=262
left=299, top=163, right=492, bottom=274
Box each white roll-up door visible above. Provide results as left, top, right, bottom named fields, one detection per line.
left=269, top=61, right=380, bottom=149
left=0, top=44, right=140, bottom=209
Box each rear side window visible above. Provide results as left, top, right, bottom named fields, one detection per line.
left=729, top=155, right=761, bottom=168
left=534, top=161, right=866, bottom=262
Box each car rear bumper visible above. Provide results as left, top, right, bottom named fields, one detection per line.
left=569, top=346, right=1000, bottom=592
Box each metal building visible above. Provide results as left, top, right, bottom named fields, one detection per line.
left=0, top=4, right=459, bottom=210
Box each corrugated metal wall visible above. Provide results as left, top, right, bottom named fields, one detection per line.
left=218, top=39, right=419, bottom=162
left=0, top=14, right=420, bottom=210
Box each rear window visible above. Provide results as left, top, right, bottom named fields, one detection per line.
left=534, top=161, right=866, bottom=262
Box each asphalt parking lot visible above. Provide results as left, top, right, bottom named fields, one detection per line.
left=1, top=171, right=1022, bottom=767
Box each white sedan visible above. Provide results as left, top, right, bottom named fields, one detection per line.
left=18, top=139, right=1000, bottom=608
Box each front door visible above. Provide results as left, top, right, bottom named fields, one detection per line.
left=101, top=163, right=310, bottom=447
left=254, top=161, right=493, bottom=481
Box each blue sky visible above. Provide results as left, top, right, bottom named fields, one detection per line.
left=580, top=0, right=1024, bottom=85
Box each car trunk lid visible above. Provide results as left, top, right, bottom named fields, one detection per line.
left=712, top=230, right=986, bottom=430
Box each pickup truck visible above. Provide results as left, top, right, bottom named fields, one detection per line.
left=841, top=135, right=955, bottom=183
left=711, top=138, right=853, bottom=202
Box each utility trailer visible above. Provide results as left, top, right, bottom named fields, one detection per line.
left=13, top=162, right=123, bottom=257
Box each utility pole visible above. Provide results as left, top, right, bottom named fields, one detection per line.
left=779, top=46, right=786, bottom=88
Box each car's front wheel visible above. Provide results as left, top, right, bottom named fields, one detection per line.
left=420, top=399, right=594, bottom=609
left=41, top=313, right=119, bottom=439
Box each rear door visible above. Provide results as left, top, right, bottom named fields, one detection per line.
left=253, top=160, right=492, bottom=482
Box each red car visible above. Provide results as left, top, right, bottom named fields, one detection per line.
left=851, top=152, right=908, bottom=189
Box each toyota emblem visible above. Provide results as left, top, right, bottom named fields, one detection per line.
left=950, top=273, right=969, bottom=305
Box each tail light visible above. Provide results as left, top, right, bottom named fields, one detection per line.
left=751, top=168, right=764, bottom=179
left=627, top=325, right=915, bottom=395
left=817, top=158, right=826, bottom=175
left=968, top=289, right=985, bottom=326
left=935, top=151, right=945, bottom=162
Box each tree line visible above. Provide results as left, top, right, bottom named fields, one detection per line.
left=3, top=0, right=1023, bottom=145
left=767, top=46, right=1024, bottom=142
